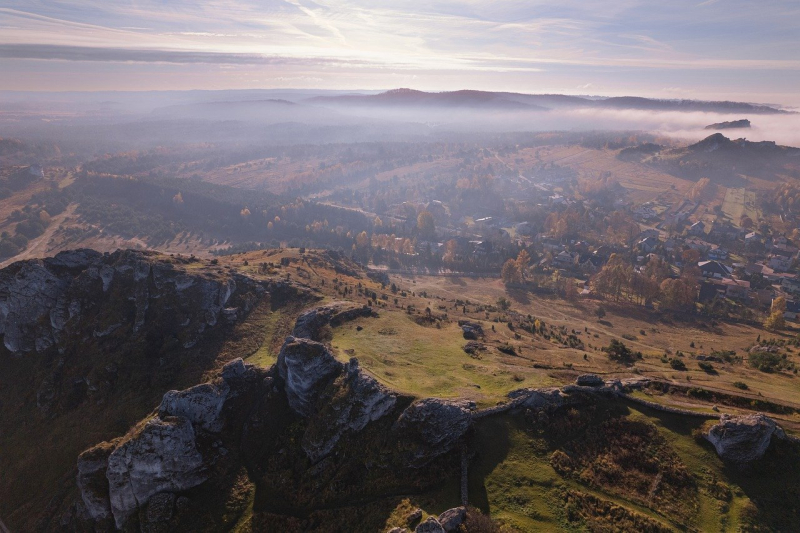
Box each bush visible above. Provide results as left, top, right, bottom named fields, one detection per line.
left=698, top=361, right=715, bottom=373
left=733, top=381, right=749, bottom=390
left=749, top=351, right=793, bottom=373
left=670, top=358, right=687, bottom=371
left=604, top=339, right=642, bottom=365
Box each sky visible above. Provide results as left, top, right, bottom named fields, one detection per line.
left=1, top=0, right=799, bottom=105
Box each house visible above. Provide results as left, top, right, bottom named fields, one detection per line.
left=685, top=238, right=712, bottom=253
left=540, top=237, right=564, bottom=253
left=688, top=221, right=706, bottom=236
left=698, top=260, right=732, bottom=279
left=593, top=245, right=613, bottom=260
left=784, top=300, right=800, bottom=321
left=721, top=278, right=750, bottom=300
left=637, top=236, right=659, bottom=253
left=708, top=247, right=729, bottom=261
left=744, top=232, right=762, bottom=247
left=580, top=256, right=603, bottom=274
left=554, top=250, right=578, bottom=266
left=781, top=276, right=800, bottom=295
left=768, top=255, right=792, bottom=272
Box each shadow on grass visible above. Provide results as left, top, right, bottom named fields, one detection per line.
left=506, top=287, right=531, bottom=306
left=468, top=416, right=514, bottom=514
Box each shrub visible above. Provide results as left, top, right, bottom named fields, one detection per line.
left=604, top=339, right=642, bottom=365
left=670, top=358, right=687, bottom=371
left=749, top=351, right=792, bottom=373
left=698, top=361, right=715, bottom=372
left=733, top=381, right=749, bottom=390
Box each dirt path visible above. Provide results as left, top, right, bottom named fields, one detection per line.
left=0, top=203, right=76, bottom=267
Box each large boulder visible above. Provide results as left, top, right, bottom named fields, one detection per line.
left=394, top=398, right=473, bottom=467
left=106, top=416, right=209, bottom=528
left=277, top=336, right=343, bottom=417
left=158, top=381, right=230, bottom=433
left=415, top=516, right=446, bottom=533
left=301, top=358, right=397, bottom=462
left=292, top=302, right=373, bottom=341
left=705, top=414, right=783, bottom=464
left=438, top=507, right=466, bottom=532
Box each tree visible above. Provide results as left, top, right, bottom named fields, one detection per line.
left=765, top=296, right=786, bottom=330
left=501, top=259, right=522, bottom=285
left=604, top=339, right=641, bottom=365
left=416, top=210, right=436, bottom=238
left=516, top=249, right=531, bottom=279
left=596, top=305, right=606, bottom=319
left=660, top=278, right=696, bottom=312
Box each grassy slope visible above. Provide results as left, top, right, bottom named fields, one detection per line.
left=331, top=311, right=560, bottom=407
left=464, top=400, right=800, bottom=532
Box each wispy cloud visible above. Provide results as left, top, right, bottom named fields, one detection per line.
left=0, top=0, right=799, bottom=100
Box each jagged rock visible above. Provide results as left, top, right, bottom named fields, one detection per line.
left=106, top=416, right=209, bottom=528
left=394, top=398, right=472, bottom=467
left=145, top=492, right=176, bottom=523
left=576, top=374, right=604, bottom=387
left=438, top=507, right=466, bottom=531
left=458, top=320, right=483, bottom=340
left=0, top=249, right=262, bottom=354
left=292, top=302, right=373, bottom=341
left=76, top=441, right=116, bottom=522
left=415, top=516, right=445, bottom=533
left=159, top=381, right=230, bottom=433
left=509, top=387, right=564, bottom=409
left=277, top=336, right=343, bottom=417
left=301, top=358, right=397, bottom=462
left=705, top=413, right=783, bottom=464
left=221, top=357, right=249, bottom=381
left=406, top=508, right=423, bottom=525
left=388, top=528, right=409, bottom=533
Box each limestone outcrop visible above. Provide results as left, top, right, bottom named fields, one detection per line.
left=705, top=413, right=785, bottom=464
left=106, top=416, right=208, bottom=528
left=292, top=301, right=373, bottom=341
left=394, top=398, right=473, bottom=467
left=0, top=249, right=264, bottom=354
left=277, top=336, right=343, bottom=417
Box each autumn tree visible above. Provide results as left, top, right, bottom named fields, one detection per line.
left=659, top=278, right=696, bottom=312
left=516, top=249, right=531, bottom=279
left=416, top=210, right=436, bottom=238
left=501, top=259, right=522, bottom=285
left=764, top=296, right=786, bottom=330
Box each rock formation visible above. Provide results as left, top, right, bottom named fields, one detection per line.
left=106, top=416, right=208, bottom=528
left=0, top=249, right=265, bottom=355
left=704, top=413, right=785, bottom=464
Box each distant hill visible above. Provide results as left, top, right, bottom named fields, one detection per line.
left=705, top=119, right=751, bottom=130
left=308, top=88, right=546, bottom=110
left=310, top=89, right=791, bottom=114
left=633, top=133, right=800, bottom=183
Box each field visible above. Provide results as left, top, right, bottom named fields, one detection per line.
left=722, top=187, right=761, bottom=227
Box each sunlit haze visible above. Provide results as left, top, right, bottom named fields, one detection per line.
left=1, top=1, right=799, bottom=104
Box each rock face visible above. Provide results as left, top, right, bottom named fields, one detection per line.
left=292, top=302, right=373, bottom=341
left=0, top=249, right=264, bottom=354
left=277, top=336, right=343, bottom=417
left=705, top=414, right=783, bottom=464
left=576, top=374, right=604, bottom=387
left=394, top=398, right=473, bottom=467
left=159, top=382, right=230, bottom=433
left=301, top=358, right=397, bottom=462
left=106, top=416, right=208, bottom=528
left=76, top=441, right=117, bottom=522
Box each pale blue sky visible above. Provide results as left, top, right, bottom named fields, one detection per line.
left=1, top=1, right=798, bottom=103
